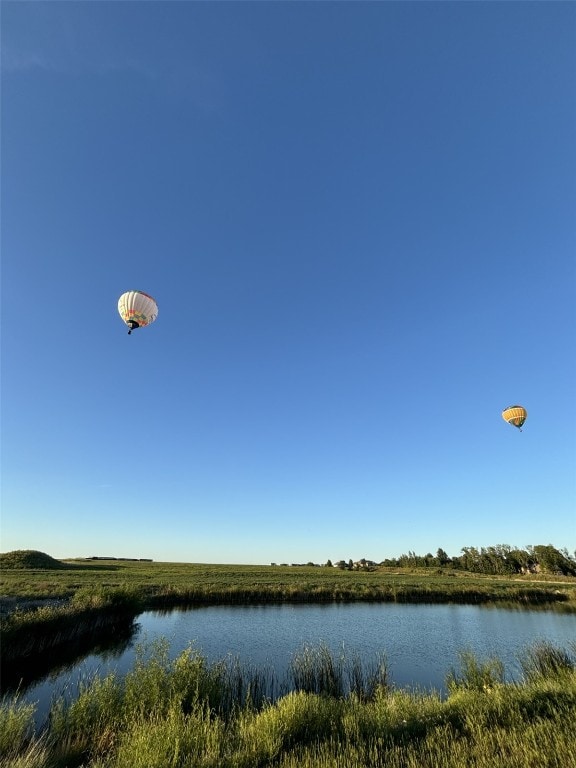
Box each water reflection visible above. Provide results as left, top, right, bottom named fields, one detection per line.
left=2, top=620, right=138, bottom=692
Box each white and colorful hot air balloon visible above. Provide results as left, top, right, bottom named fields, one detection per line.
left=118, top=291, right=158, bottom=335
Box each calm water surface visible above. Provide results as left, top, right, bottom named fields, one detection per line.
left=17, top=603, right=576, bottom=725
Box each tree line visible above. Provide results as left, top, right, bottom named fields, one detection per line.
left=323, top=544, right=576, bottom=576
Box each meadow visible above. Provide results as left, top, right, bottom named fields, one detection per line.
left=1, top=640, right=575, bottom=768
left=3, top=555, right=576, bottom=608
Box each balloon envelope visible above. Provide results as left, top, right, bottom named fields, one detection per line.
left=118, top=291, right=158, bottom=331
left=502, top=405, right=527, bottom=430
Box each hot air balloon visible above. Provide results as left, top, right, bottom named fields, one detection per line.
left=502, top=405, right=527, bottom=431
left=118, top=291, right=158, bottom=335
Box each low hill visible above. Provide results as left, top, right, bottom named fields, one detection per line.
left=0, top=550, right=69, bottom=570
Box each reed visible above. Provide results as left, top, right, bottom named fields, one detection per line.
left=289, top=643, right=345, bottom=698
left=1, top=642, right=575, bottom=768
left=288, top=643, right=389, bottom=699
left=518, top=639, right=576, bottom=680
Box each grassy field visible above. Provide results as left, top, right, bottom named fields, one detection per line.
left=1, top=640, right=575, bottom=768
left=2, top=556, right=576, bottom=608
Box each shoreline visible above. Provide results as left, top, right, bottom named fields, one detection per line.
left=2, top=584, right=573, bottom=674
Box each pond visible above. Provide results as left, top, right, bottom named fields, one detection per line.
left=13, top=602, right=576, bottom=726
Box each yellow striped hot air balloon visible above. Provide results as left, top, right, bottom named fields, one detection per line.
left=502, top=405, right=527, bottom=431
left=118, top=291, right=158, bottom=335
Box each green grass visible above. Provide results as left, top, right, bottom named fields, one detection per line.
left=2, top=557, right=575, bottom=608
left=1, top=642, right=575, bottom=768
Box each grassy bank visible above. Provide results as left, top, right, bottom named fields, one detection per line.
left=1, top=641, right=575, bottom=768
left=1, top=586, right=142, bottom=684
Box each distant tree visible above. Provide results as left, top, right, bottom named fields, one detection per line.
left=459, top=547, right=482, bottom=573
left=506, top=549, right=532, bottom=573
left=481, top=547, right=507, bottom=575
left=325, top=559, right=333, bottom=568
left=436, top=548, right=450, bottom=566
left=560, top=548, right=576, bottom=566
left=335, top=560, right=347, bottom=570
left=361, top=543, right=574, bottom=575
left=532, top=545, right=576, bottom=576
left=348, top=559, right=354, bottom=570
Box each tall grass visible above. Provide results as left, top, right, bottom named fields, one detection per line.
left=0, top=699, right=35, bottom=754
left=519, top=639, right=576, bottom=679
left=446, top=650, right=505, bottom=693
left=2, top=642, right=575, bottom=768
left=289, top=643, right=389, bottom=700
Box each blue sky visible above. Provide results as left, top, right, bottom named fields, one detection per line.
left=2, top=1, right=575, bottom=564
